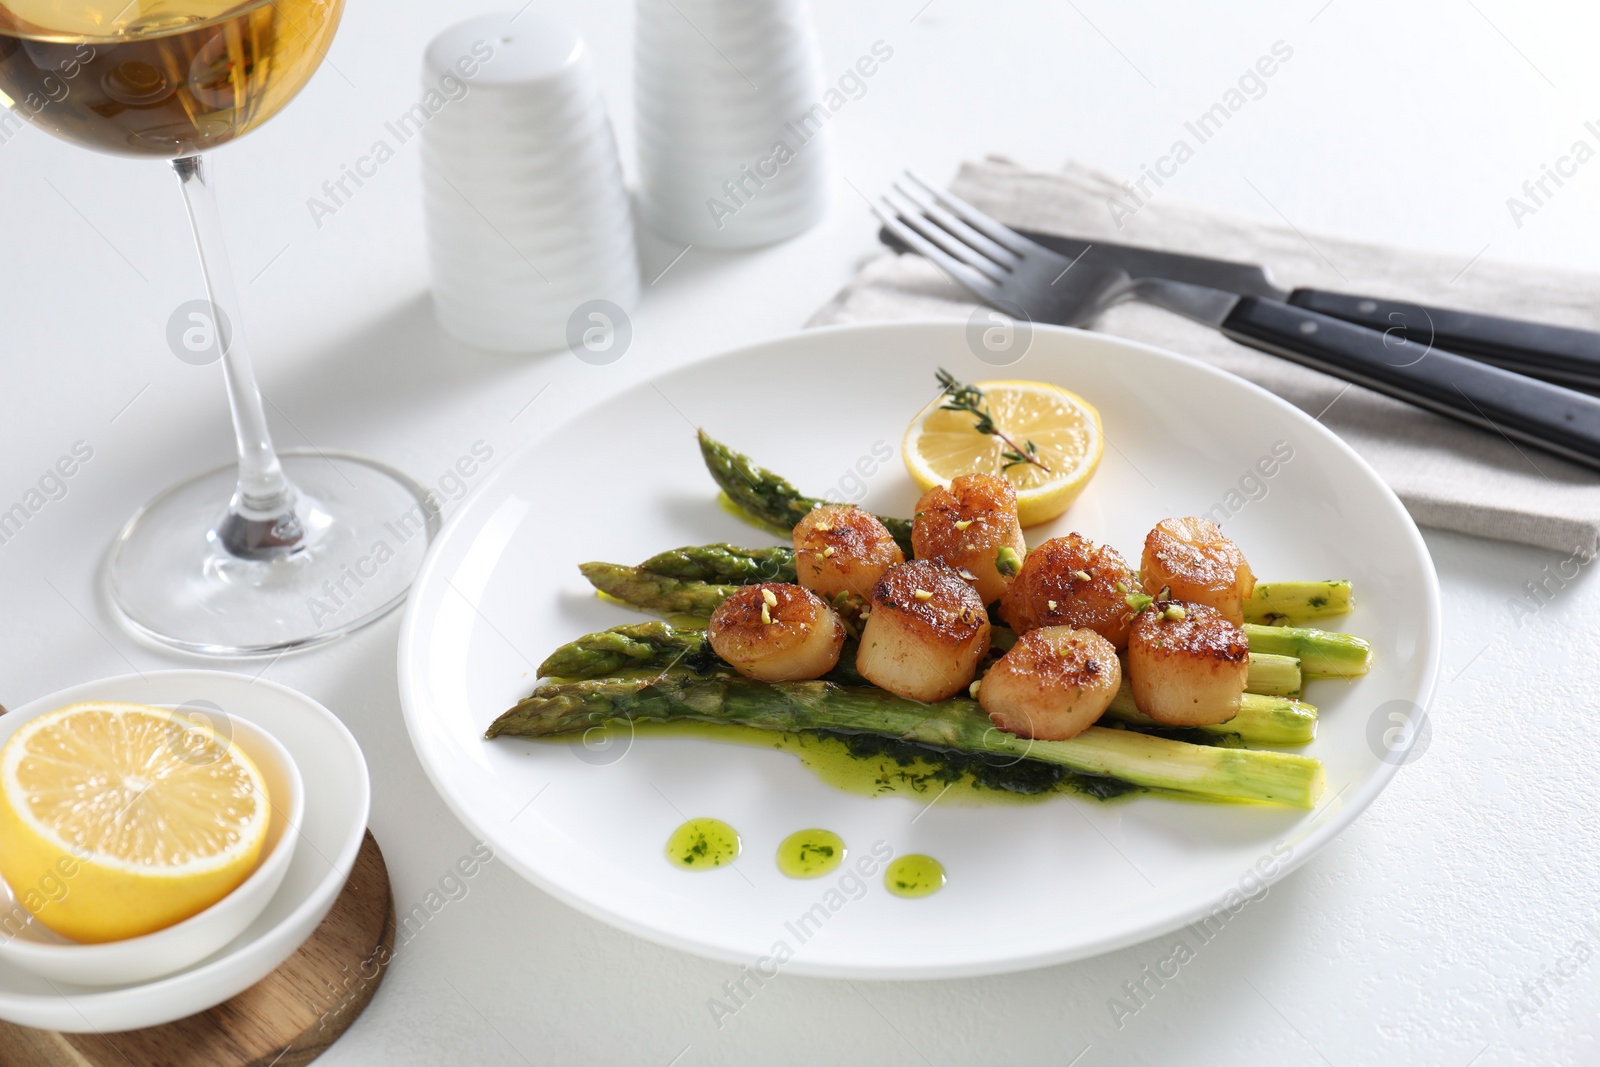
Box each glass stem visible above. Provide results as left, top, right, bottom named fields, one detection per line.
left=172, top=154, right=305, bottom=559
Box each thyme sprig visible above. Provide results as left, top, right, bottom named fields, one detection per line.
left=934, top=369, right=1052, bottom=473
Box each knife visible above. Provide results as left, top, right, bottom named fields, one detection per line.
left=1134, top=276, right=1600, bottom=473
left=880, top=226, right=1600, bottom=390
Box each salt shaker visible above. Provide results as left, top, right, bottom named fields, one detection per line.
left=422, top=13, right=639, bottom=353
left=634, top=0, right=830, bottom=248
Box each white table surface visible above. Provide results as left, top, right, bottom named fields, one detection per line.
left=3, top=0, right=1599, bottom=1063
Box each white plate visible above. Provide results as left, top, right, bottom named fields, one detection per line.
left=0, top=671, right=370, bottom=1031
left=397, top=321, right=1441, bottom=979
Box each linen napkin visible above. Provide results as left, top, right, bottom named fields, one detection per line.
left=809, top=157, right=1600, bottom=554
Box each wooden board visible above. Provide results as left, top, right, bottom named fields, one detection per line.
left=0, top=800, right=394, bottom=1066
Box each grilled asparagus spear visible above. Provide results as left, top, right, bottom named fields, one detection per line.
left=1246, top=652, right=1302, bottom=698
left=487, top=675, right=1324, bottom=807
left=539, top=621, right=869, bottom=687
left=697, top=435, right=1353, bottom=625
left=536, top=622, right=725, bottom=679
left=578, top=565, right=1370, bottom=677
left=636, top=542, right=814, bottom=587
left=1102, top=688, right=1315, bottom=746
left=537, top=623, right=1316, bottom=746
left=1242, top=623, right=1371, bottom=677
left=638, top=543, right=798, bottom=585
left=578, top=563, right=742, bottom=619
left=1245, top=581, right=1353, bottom=625
left=544, top=622, right=1297, bottom=696
left=698, top=431, right=914, bottom=555
left=623, top=538, right=1352, bottom=632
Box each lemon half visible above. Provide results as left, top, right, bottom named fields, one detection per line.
left=903, top=379, right=1103, bottom=526
left=0, top=702, right=270, bottom=943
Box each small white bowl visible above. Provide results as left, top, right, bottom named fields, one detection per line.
left=0, top=671, right=370, bottom=1033
left=0, top=715, right=304, bottom=987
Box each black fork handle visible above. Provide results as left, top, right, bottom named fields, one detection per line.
left=1286, top=289, right=1600, bottom=391
left=1222, top=297, right=1600, bottom=473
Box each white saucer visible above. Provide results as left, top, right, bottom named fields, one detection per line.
left=0, top=671, right=370, bottom=1033
left=0, top=714, right=305, bottom=987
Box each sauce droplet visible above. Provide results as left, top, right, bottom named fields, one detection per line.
left=665, top=818, right=741, bottom=870
left=775, top=829, right=845, bottom=879
left=884, top=854, right=945, bottom=898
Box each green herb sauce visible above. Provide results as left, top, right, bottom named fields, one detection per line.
left=665, top=818, right=741, bottom=870
left=885, top=854, right=945, bottom=898
left=570, top=721, right=1142, bottom=805
left=776, top=829, right=846, bottom=878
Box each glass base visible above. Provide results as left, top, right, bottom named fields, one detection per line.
left=108, top=450, right=439, bottom=656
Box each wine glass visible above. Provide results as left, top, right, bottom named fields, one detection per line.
left=0, top=0, right=438, bottom=655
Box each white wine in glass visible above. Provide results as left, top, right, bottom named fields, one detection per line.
left=0, top=0, right=439, bottom=655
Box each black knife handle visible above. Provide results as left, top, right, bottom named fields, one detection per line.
left=1222, top=296, right=1600, bottom=472
left=1287, top=288, right=1600, bottom=390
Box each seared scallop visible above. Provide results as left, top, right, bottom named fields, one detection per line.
left=911, top=474, right=1028, bottom=604
left=707, top=583, right=845, bottom=682
left=1126, top=601, right=1248, bottom=726
left=998, top=533, right=1140, bottom=648
left=979, top=627, right=1120, bottom=741
left=793, top=504, right=905, bottom=600
left=856, top=560, right=991, bottom=702
left=1141, top=516, right=1256, bottom=625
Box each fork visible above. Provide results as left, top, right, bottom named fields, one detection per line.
left=873, top=172, right=1600, bottom=473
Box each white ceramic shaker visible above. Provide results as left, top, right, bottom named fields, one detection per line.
left=422, top=13, right=639, bottom=353
left=634, top=0, right=830, bottom=248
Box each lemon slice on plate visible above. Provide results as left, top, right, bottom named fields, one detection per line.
left=0, top=702, right=270, bottom=943
left=903, top=379, right=1104, bottom=526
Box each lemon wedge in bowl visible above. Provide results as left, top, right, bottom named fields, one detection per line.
left=0, top=702, right=271, bottom=944
left=903, top=379, right=1103, bottom=526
